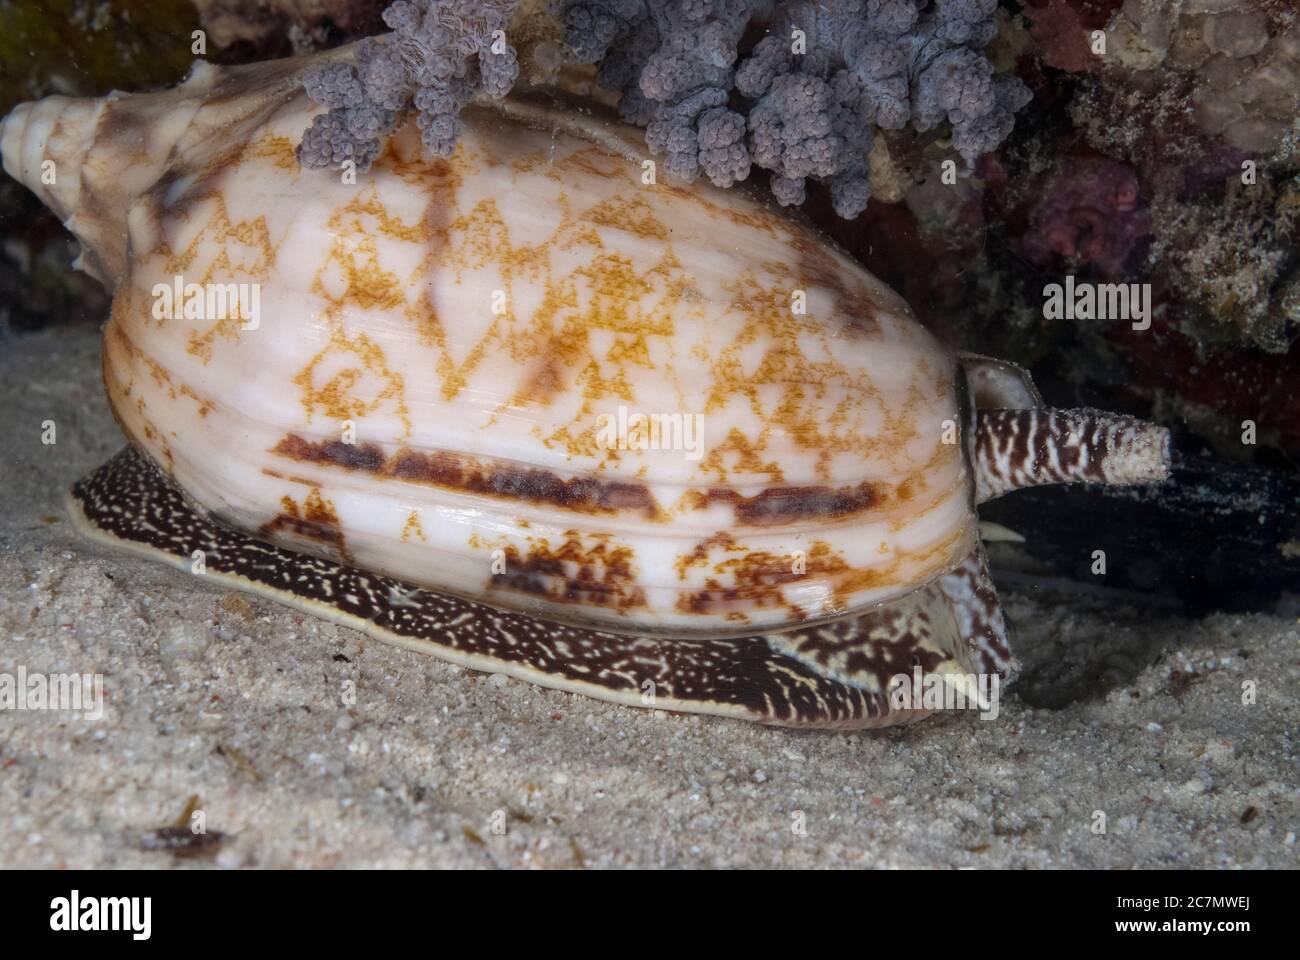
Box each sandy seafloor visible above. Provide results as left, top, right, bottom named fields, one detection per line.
left=1, top=328, right=1296, bottom=869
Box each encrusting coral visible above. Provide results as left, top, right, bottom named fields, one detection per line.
left=1020, top=155, right=1152, bottom=278
left=296, top=0, right=1031, bottom=218
left=1114, top=0, right=1298, bottom=155
left=1027, top=0, right=1300, bottom=155
left=1006, top=0, right=1300, bottom=353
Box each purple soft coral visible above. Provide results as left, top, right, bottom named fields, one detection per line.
left=563, top=0, right=761, bottom=189
left=730, top=0, right=1031, bottom=216
left=297, top=0, right=521, bottom=169
left=298, top=0, right=1028, bottom=219
left=559, top=0, right=1030, bottom=218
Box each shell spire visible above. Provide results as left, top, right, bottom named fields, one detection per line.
left=0, top=52, right=343, bottom=287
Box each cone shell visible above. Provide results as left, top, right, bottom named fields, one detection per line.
left=2, top=50, right=977, bottom=638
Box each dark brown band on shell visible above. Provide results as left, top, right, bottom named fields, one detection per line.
left=693, top=483, right=878, bottom=525
left=273, top=434, right=885, bottom=526
left=274, top=434, right=663, bottom=519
